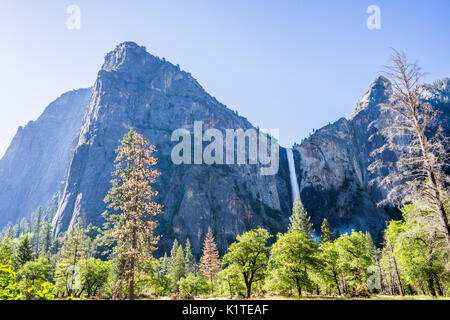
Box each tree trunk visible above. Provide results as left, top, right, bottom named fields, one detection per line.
left=129, top=224, right=137, bottom=300
left=194, top=270, right=198, bottom=297
left=434, top=277, right=443, bottom=296
left=296, top=278, right=302, bottom=296
left=333, top=272, right=341, bottom=295
left=341, top=275, right=348, bottom=294
left=210, top=277, right=214, bottom=294
left=246, top=283, right=252, bottom=299
left=243, top=273, right=251, bottom=299
left=129, top=257, right=135, bottom=300
left=427, top=273, right=436, bottom=297
left=390, top=247, right=404, bottom=296
left=376, top=258, right=385, bottom=293
left=428, top=171, right=450, bottom=252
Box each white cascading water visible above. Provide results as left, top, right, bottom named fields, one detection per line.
left=286, top=148, right=301, bottom=203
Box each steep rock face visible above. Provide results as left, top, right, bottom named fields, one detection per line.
left=292, top=76, right=450, bottom=241
left=0, top=88, right=92, bottom=226
left=1, top=40, right=448, bottom=251
left=53, top=42, right=291, bottom=254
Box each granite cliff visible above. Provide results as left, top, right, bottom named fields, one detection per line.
left=0, top=42, right=448, bottom=253
left=0, top=88, right=92, bottom=227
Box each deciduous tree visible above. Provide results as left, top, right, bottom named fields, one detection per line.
left=222, top=228, right=271, bottom=298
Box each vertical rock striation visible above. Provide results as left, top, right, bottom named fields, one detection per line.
left=53, top=42, right=291, bottom=254
left=0, top=88, right=92, bottom=226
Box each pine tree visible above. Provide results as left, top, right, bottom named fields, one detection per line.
left=57, top=221, right=88, bottom=296
left=103, top=128, right=163, bottom=300
left=172, top=245, right=186, bottom=289
left=200, top=227, right=221, bottom=293
left=320, top=218, right=334, bottom=243
left=45, top=195, right=58, bottom=222
left=18, top=218, right=29, bottom=237
left=160, top=253, right=170, bottom=276
left=4, top=223, right=14, bottom=240
left=184, top=238, right=195, bottom=275
left=16, top=235, right=33, bottom=266
left=30, top=207, right=43, bottom=256
left=289, top=198, right=314, bottom=238
left=0, top=238, right=14, bottom=266
left=39, top=222, right=53, bottom=255
left=170, top=239, right=179, bottom=262
left=61, top=220, right=88, bottom=266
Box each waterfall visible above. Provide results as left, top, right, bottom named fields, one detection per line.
left=286, top=148, right=301, bottom=203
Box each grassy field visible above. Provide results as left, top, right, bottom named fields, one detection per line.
left=147, top=294, right=449, bottom=301
left=259, top=295, right=450, bottom=300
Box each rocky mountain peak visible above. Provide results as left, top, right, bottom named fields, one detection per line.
left=101, top=41, right=163, bottom=74
left=351, top=76, right=392, bottom=120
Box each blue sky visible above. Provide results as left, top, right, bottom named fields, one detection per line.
left=1, top=0, right=449, bottom=156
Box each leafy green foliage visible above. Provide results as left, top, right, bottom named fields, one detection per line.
left=0, top=264, right=22, bottom=300
left=334, top=231, right=375, bottom=292
left=79, top=258, right=110, bottom=297
left=222, top=228, right=271, bottom=298
left=317, top=241, right=341, bottom=295
left=382, top=204, right=449, bottom=296
left=216, top=265, right=245, bottom=298
left=0, top=238, right=15, bottom=267
left=178, top=273, right=210, bottom=297
left=17, top=257, right=54, bottom=300
left=267, top=230, right=321, bottom=295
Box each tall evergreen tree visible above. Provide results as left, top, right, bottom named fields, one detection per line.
left=39, top=222, right=53, bottom=255
left=2, top=223, right=14, bottom=240
left=200, top=227, right=221, bottom=293
left=5, top=224, right=14, bottom=240
left=320, top=218, right=334, bottom=243
left=170, top=240, right=179, bottom=261
left=61, top=222, right=88, bottom=264
left=103, top=128, right=163, bottom=300
left=18, top=218, right=29, bottom=237
left=45, top=195, right=58, bottom=222
left=31, top=207, right=43, bottom=256
left=0, top=238, right=15, bottom=266
left=160, top=253, right=170, bottom=276
left=16, top=235, right=33, bottom=266
left=171, top=245, right=186, bottom=288
left=184, top=238, right=195, bottom=275
left=289, top=198, right=314, bottom=238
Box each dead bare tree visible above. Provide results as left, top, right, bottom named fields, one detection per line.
left=368, top=49, right=450, bottom=253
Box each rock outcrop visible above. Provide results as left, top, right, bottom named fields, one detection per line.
left=292, top=76, right=449, bottom=241
left=0, top=88, right=92, bottom=226
left=53, top=42, right=291, bottom=254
